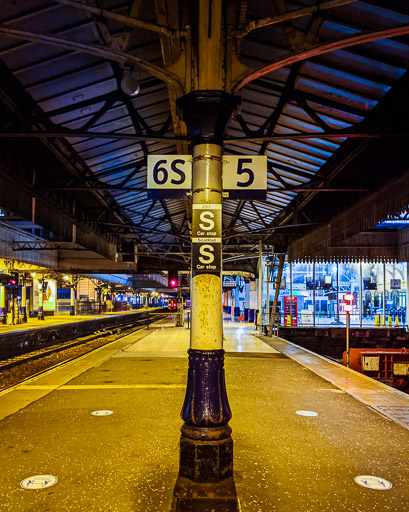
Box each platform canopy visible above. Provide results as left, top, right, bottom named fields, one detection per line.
left=0, top=0, right=409, bottom=272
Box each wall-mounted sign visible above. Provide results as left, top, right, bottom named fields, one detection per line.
left=33, top=279, right=56, bottom=311
left=284, top=296, right=298, bottom=326
left=191, top=204, right=221, bottom=275
left=222, top=276, right=236, bottom=288
left=43, top=280, right=56, bottom=311
left=147, top=155, right=267, bottom=200
left=390, top=279, right=401, bottom=289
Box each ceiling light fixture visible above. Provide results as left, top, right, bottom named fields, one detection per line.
left=121, top=69, right=140, bottom=97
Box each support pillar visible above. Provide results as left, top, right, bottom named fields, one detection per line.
left=38, top=278, right=44, bottom=320
left=0, top=285, right=6, bottom=324
left=313, top=263, right=316, bottom=327
left=177, top=91, right=239, bottom=484
left=70, top=285, right=76, bottom=316
left=175, top=288, right=184, bottom=327
left=336, top=263, right=340, bottom=325
left=96, top=286, right=102, bottom=314
left=383, top=262, right=386, bottom=324
left=21, top=278, right=27, bottom=323
left=180, top=142, right=232, bottom=483
left=258, top=239, right=262, bottom=334
left=360, top=261, right=363, bottom=328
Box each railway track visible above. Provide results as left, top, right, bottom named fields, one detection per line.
left=0, top=312, right=169, bottom=392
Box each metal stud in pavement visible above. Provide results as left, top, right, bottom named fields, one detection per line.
left=354, top=475, right=392, bottom=490
left=21, top=475, right=58, bottom=489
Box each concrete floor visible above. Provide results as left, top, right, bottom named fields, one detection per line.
left=0, top=318, right=409, bottom=511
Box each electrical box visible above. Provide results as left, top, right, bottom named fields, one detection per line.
left=362, top=356, right=380, bottom=372
left=393, top=363, right=409, bottom=376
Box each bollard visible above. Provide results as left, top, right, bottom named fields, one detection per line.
left=381, top=316, right=385, bottom=327
left=374, top=315, right=380, bottom=328
left=395, top=316, right=399, bottom=327
left=388, top=316, right=392, bottom=328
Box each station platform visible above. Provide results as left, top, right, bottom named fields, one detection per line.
left=0, top=309, right=154, bottom=334
left=1, top=317, right=409, bottom=511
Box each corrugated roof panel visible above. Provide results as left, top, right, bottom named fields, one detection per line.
left=301, top=61, right=391, bottom=99
left=336, top=1, right=409, bottom=26
left=26, top=63, right=112, bottom=98
left=296, top=77, right=378, bottom=112
left=314, top=49, right=406, bottom=84
left=38, top=79, right=117, bottom=112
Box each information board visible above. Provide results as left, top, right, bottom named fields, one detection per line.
left=284, top=296, right=298, bottom=326
left=191, top=204, right=221, bottom=274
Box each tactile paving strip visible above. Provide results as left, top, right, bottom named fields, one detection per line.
left=375, top=406, right=409, bottom=427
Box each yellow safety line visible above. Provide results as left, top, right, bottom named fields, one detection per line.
left=17, top=384, right=185, bottom=390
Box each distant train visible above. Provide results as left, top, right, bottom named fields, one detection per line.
left=167, top=298, right=190, bottom=311
left=168, top=299, right=178, bottom=311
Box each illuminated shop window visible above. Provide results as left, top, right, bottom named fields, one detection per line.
left=261, top=257, right=407, bottom=328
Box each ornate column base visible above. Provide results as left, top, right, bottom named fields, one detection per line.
left=179, top=424, right=233, bottom=482
left=0, top=307, right=6, bottom=325
left=179, top=349, right=233, bottom=483
left=21, top=307, right=27, bottom=323
left=70, top=306, right=75, bottom=316
left=38, top=307, right=44, bottom=320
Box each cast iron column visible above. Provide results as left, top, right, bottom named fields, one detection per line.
left=178, top=91, right=239, bottom=483
left=21, top=277, right=27, bottom=323
left=38, top=278, right=45, bottom=320
left=70, top=285, right=76, bottom=316
left=0, top=284, right=6, bottom=324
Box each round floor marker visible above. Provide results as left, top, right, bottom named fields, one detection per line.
left=20, top=475, right=58, bottom=490
left=295, top=410, right=318, bottom=417
left=354, top=475, right=392, bottom=490
left=91, top=410, right=114, bottom=416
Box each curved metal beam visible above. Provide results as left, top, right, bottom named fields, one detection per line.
left=52, top=0, right=187, bottom=38
left=0, top=26, right=184, bottom=92
left=0, top=131, right=190, bottom=142
left=233, top=24, right=409, bottom=93
left=236, top=0, right=357, bottom=39
left=1, top=131, right=408, bottom=142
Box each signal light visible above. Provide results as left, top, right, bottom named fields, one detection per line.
left=343, top=293, right=354, bottom=313
left=0, top=273, right=18, bottom=286
left=168, top=270, right=178, bottom=288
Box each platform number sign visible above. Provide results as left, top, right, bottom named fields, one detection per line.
left=147, top=155, right=191, bottom=199
left=222, top=155, right=267, bottom=200
left=191, top=204, right=221, bottom=274
left=147, top=155, right=267, bottom=200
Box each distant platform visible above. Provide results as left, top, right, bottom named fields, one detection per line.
left=0, top=309, right=155, bottom=334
